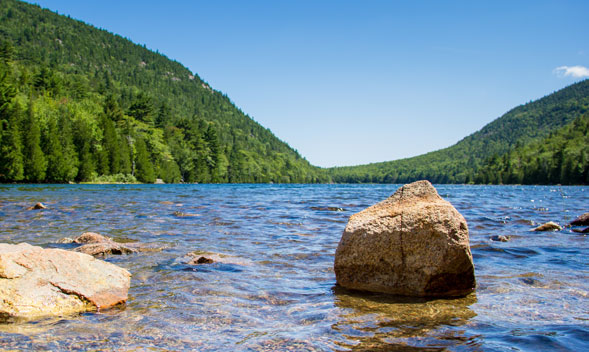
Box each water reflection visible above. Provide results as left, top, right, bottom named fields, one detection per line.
left=332, top=287, right=477, bottom=350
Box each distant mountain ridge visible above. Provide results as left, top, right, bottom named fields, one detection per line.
left=328, top=79, right=589, bottom=184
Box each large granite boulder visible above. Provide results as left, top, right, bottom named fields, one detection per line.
left=0, top=243, right=131, bottom=321
left=334, top=180, right=475, bottom=297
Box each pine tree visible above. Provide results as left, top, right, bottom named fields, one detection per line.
left=59, top=113, right=79, bottom=182
left=44, top=116, right=66, bottom=182
left=117, top=134, right=133, bottom=175
left=134, top=136, right=155, bottom=183
left=23, top=100, right=47, bottom=182
left=0, top=104, right=24, bottom=181
left=101, top=115, right=119, bottom=174
left=205, top=124, right=221, bottom=182
left=127, top=93, right=154, bottom=124
left=77, top=140, right=95, bottom=182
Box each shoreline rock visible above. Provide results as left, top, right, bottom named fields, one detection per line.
left=334, top=180, right=475, bottom=297
left=0, top=243, right=130, bottom=321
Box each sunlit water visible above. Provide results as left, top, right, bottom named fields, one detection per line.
left=0, top=184, right=587, bottom=351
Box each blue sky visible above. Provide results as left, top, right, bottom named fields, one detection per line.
left=26, top=0, right=589, bottom=167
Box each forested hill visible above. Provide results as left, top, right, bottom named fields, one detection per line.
left=328, top=79, right=589, bottom=184
left=474, top=112, right=588, bottom=185
left=0, top=0, right=327, bottom=183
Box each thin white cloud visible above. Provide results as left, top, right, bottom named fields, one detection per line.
left=553, top=65, right=589, bottom=78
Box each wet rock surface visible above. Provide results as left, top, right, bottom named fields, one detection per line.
left=532, top=221, right=562, bottom=231
left=0, top=243, right=130, bottom=321
left=26, top=202, right=47, bottom=210
left=183, top=251, right=252, bottom=266
left=189, top=256, right=214, bottom=265
left=334, top=180, right=475, bottom=297
left=310, top=206, right=345, bottom=212
left=569, top=212, right=589, bottom=226
left=490, top=235, right=511, bottom=242
left=59, top=232, right=163, bottom=257
left=173, top=211, right=199, bottom=218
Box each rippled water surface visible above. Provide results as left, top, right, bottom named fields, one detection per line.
left=0, top=184, right=587, bottom=351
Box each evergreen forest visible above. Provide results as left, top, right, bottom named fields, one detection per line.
left=327, top=79, right=589, bottom=185
left=0, top=0, right=327, bottom=184
left=474, top=113, right=589, bottom=185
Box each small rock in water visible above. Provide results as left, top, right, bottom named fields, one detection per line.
left=311, top=206, right=345, bottom=212
left=183, top=251, right=252, bottom=266
left=58, top=232, right=161, bottom=257
left=334, top=180, right=475, bottom=297
left=27, top=202, right=47, bottom=210
left=490, top=235, right=511, bottom=242
left=532, top=221, right=562, bottom=232
left=519, top=277, right=547, bottom=288
left=189, top=256, right=214, bottom=265
left=173, top=211, right=199, bottom=217
left=74, top=232, right=111, bottom=244
left=569, top=212, right=589, bottom=226
left=159, top=201, right=174, bottom=205
left=75, top=242, right=137, bottom=256
left=572, top=227, right=589, bottom=234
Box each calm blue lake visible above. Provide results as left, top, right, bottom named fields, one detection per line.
left=0, top=184, right=587, bottom=351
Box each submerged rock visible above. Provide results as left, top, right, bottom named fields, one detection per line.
left=27, top=202, right=47, bottom=210
left=572, top=227, right=589, bottom=234
left=570, top=212, right=589, bottom=226
left=183, top=251, right=252, bottom=266
left=532, top=221, right=562, bottom=232
left=75, top=242, right=137, bottom=256
left=189, top=256, right=214, bottom=265
left=73, top=232, right=110, bottom=244
left=0, top=243, right=130, bottom=321
left=490, top=235, right=511, bottom=242
left=310, top=206, right=345, bottom=212
left=173, top=211, right=199, bottom=218
left=59, top=232, right=163, bottom=257
left=334, top=180, right=475, bottom=297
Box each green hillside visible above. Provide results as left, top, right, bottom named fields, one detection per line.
left=475, top=112, right=589, bottom=185
left=0, top=0, right=327, bottom=183
left=328, top=79, right=589, bottom=184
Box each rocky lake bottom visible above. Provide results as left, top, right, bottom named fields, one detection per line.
left=0, top=184, right=587, bottom=351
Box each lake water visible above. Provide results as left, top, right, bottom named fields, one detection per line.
left=0, top=184, right=587, bottom=351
